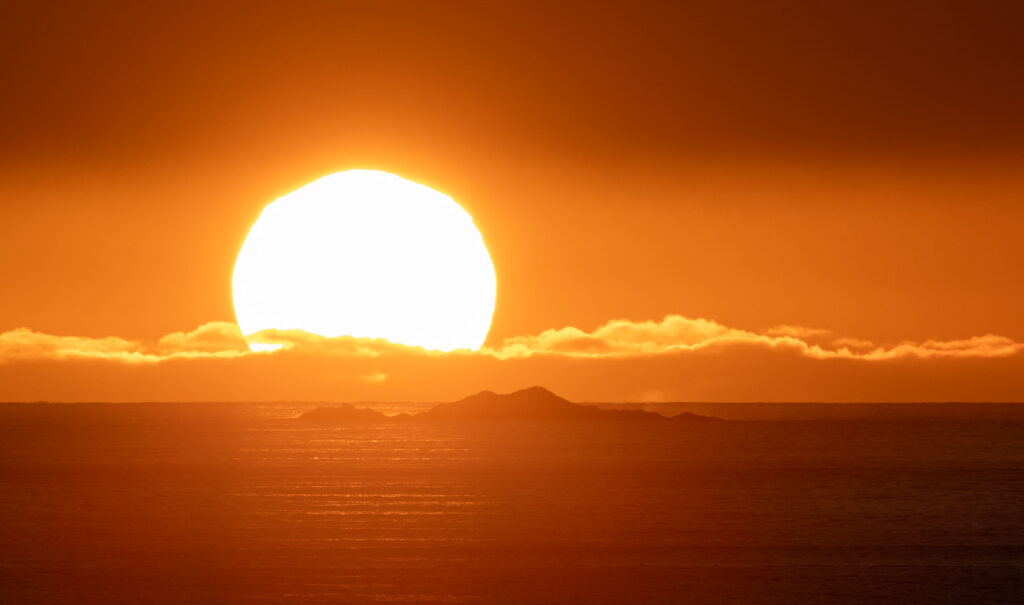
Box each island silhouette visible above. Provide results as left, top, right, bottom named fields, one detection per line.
left=298, top=386, right=722, bottom=423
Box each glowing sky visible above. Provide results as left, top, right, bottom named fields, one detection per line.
left=1, top=1, right=1022, bottom=401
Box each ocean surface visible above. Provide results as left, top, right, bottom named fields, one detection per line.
left=1, top=402, right=1023, bottom=603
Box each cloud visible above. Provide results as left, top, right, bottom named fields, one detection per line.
left=859, top=334, right=1023, bottom=360
left=764, top=324, right=833, bottom=339
left=1, top=316, right=1023, bottom=403
left=487, top=315, right=1024, bottom=361
left=0, top=328, right=148, bottom=363
left=0, top=315, right=1020, bottom=368
left=0, top=322, right=249, bottom=364
left=246, top=329, right=442, bottom=357
left=490, top=316, right=755, bottom=358
left=831, top=337, right=875, bottom=350
left=156, top=322, right=250, bottom=356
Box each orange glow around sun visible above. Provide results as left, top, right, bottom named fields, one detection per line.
left=232, top=170, right=497, bottom=352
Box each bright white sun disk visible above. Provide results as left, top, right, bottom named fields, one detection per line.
left=232, top=170, right=497, bottom=352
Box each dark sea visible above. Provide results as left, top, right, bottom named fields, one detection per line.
left=1, top=402, right=1023, bottom=604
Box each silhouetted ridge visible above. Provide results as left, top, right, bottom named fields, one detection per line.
left=299, top=404, right=390, bottom=424
left=298, top=388, right=724, bottom=424
left=670, top=411, right=725, bottom=422
left=417, top=387, right=666, bottom=422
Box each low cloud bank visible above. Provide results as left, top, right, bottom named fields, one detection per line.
left=0, top=315, right=1020, bottom=365
left=0, top=322, right=249, bottom=364
left=489, top=315, right=1023, bottom=361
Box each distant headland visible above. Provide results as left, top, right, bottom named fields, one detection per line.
left=298, top=386, right=722, bottom=424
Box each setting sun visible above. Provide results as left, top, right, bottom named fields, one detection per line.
left=232, top=170, right=496, bottom=352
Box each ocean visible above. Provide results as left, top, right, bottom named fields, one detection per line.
left=1, top=402, right=1022, bottom=603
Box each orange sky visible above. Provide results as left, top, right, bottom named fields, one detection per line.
left=2, top=1, right=1023, bottom=402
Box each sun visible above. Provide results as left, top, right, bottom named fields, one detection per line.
left=232, top=170, right=497, bottom=352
